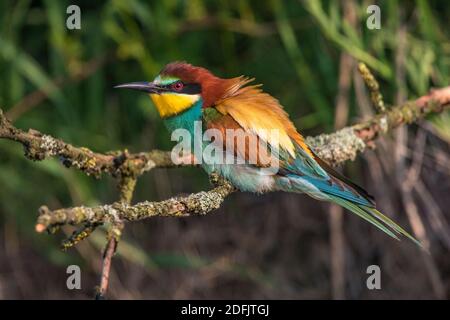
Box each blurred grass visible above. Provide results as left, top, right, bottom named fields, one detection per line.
left=0, top=0, right=449, bottom=297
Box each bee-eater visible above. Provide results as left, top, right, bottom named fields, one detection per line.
left=116, top=61, right=419, bottom=246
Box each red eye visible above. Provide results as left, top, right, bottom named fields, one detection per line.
left=172, top=81, right=184, bottom=91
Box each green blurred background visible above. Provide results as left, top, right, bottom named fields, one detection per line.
left=0, top=0, right=449, bottom=299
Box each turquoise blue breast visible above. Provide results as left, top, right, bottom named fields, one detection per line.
left=163, top=99, right=203, bottom=135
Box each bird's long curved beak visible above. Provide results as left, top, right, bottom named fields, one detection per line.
left=114, top=82, right=161, bottom=93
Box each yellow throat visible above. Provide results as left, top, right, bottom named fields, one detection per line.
left=150, top=93, right=200, bottom=118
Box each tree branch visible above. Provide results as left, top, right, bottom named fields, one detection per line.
left=0, top=109, right=180, bottom=178
left=1, top=85, right=449, bottom=233
left=2, top=86, right=448, bottom=179
left=1, top=85, right=449, bottom=234
left=307, top=86, right=450, bottom=164
left=36, top=173, right=235, bottom=231
left=1, top=79, right=449, bottom=298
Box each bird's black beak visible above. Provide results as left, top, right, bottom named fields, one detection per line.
left=114, top=81, right=161, bottom=93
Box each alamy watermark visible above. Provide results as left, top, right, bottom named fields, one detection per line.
left=170, top=121, right=281, bottom=175
left=366, top=264, right=381, bottom=290
left=66, top=265, right=81, bottom=290
left=366, top=5, right=381, bottom=30
left=66, top=5, right=81, bottom=30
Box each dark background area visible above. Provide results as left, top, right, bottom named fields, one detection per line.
left=0, top=0, right=449, bottom=299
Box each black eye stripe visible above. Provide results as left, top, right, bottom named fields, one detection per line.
left=161, top=82, right=201, bottom=94
left=180, top=83, right=201, bottom=94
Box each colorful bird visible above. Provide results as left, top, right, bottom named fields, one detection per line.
left=116, top=61, right=420, bottom=246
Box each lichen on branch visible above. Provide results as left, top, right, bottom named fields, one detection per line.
left=1, top=85, right=450, bottom=234
left=36, top=174, right=235, bottom=232
left=1, top=81, right=450, bottom=300
left=0, top=109, right=179, bottom=178
left=308, top=86, right=450, bottom=164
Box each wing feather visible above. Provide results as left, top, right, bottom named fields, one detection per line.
left=214, top=81, right=312, bottom=158
left=209, top=77, right=374, bottom=206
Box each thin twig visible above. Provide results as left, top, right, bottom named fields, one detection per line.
left=96, top=176, right=136, bottom=299
left=96, top=232, right=119, bottom=300
left=60, top=222, right=101, bottom=251
left=357, top=62, right=386, bottom=113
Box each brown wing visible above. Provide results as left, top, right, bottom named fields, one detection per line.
left=204, top=113, right=278, bottom=168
